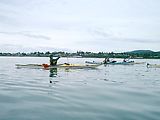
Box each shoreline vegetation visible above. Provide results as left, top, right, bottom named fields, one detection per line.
left=0, top=50, right=160, bottom=59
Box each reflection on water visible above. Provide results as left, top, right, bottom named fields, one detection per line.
left=49, top=68, right=57, bottom=77
left=49, top=68, right=71, bottom=83
left=49, top=68, right=58, bottom=83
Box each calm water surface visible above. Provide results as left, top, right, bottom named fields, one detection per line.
left=0, top=57, right=160, bottom=120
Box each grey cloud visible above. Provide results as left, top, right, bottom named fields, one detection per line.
left=76, top=36, right=160, bottom=46
left=0, top=0, right=67, bottom=8
left=0, top=44, right=23, bottom=53
left=94, top=30, right=111, bottom=37
left=117, top=38, right=160, bottom=43
left=96, top=38, right=160, bottom=44
left=88, top=28, right=160, bottom=44
left=22, top=33, right=51, bottom=40
left=0, top=44, right=72, bottom=53
left=0, top=31, right=51, bottom=40
left=0, top=14, right=17, bottom=25
left=88, top=28, right=112, bottom=38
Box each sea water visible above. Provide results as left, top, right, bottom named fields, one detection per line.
left=0, top=57, right=160, bottom=120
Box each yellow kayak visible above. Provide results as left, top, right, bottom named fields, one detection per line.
left=60, top=63, right=100, bottom=68
left=16, top=63, right=100, bottom=69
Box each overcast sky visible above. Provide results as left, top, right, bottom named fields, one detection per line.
left=0, top=0, right=160, bottom=52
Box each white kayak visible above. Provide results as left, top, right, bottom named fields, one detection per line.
left=85, top=61, right=134, bottom=65
left=15, top=63, right=100, bottom=69
left=85, top=61, right=102, bottom=64
left=147, top=63, right=160, bottom=68
left=106, top=61, right=135, bottom=65
left=133, top=62, right=146, bottom=64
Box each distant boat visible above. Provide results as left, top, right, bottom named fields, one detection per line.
left=105, top=61, right=134, bottom=65
left=85, top=61, right=102, bottom=64
left=85, top=60, right=134, bottom=65
left=147, top=63, right=160, bottom=68
left=72, top=56, right=82, bottom=58
left=133, top=62, right=146, bottom=64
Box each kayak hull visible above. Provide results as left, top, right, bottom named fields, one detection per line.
left=15, top=64, right=100, bottom=69
left=85, top=61, right=134, bottom=65
left=106, top=61, right=134, bottom=65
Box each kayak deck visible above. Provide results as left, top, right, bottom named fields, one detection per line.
left=15, top=63, right=100, bottom=69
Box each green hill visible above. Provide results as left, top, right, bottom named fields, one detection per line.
left=127, top=50, right=154, bottom=54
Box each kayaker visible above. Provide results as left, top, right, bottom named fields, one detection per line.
left=50, top=54, right=60, bottom=66
left=123, top=58, right=127, bottom=62
left=103, top=57, right=110, bottom=64
left=146, top=63, right=150, bottom=68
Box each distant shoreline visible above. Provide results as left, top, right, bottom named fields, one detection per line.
left=0, top=51, right=160, bottom=59
left=0, top=56, right=160, bottom=59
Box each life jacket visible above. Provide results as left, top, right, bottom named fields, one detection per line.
left=42, top=64, right=50, bottom=68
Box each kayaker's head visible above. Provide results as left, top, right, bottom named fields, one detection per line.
left=50, top=54, right=53, bottom=58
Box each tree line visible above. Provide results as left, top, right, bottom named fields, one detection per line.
left=0, top=51, right=160, bottom=59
